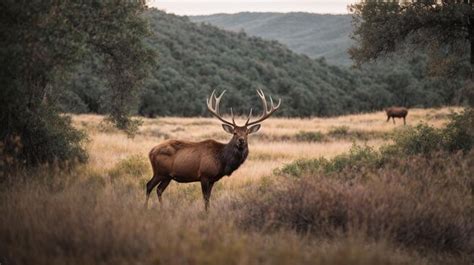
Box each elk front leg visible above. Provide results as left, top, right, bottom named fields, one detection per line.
left=392, top=117, right=396, bottom=124
left=200, top=179, right=215, bottom=211
left=403, top=116, right=406, bottom=125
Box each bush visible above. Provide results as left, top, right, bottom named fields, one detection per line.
left=442, top=109, right=474, bottom=153
left=384, top=109, right=473, bottom=156
left=237, top=152, right=474, bottom=253
left=277, top=157, right=328, bottom=178
left=328, top=126, right=350, bottom=139
left=1, top=107, right=88, bottom=177
left=278, top=144, right=382, bottom=177
left=108, top=155, right=150, bottom=181
left=295, top=131, right=325, bottom=142
left=389, top=124, right=443, bottom=156
left=327, top=144, right=381, bottom=172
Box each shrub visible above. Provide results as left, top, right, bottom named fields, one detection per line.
left=387, top=124, right=443, bottom=156
left=442, top=109, right=474, bottom=153
left=277, top=144, right=382, bottom=177
left=328, top=125, right=350, bottom=139
left=237, top=152, right=474, bottom=254
left=295, top=131, right=325, bottom=142
left=277, top=157, right=328, bottom=177
left=384, top=109, right=473, bottom=156
left=326, top=144, right=381, bottom=173
left=1, top=107, right=88, bottom=177
left=108, top=155, right=150, bottom=180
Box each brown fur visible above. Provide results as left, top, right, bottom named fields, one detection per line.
left=385, top=107, right=408, bottom=125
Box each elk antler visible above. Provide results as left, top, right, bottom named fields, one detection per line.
left=246, top=89, right=281, bottom=126
left=207, top=90, right=236, bottom=126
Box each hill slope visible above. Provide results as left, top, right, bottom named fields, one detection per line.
left=61, top=10, right=462, bottom=117
left=190, top=12, right=353, bottom=65
left=138, top=10, right=372, bottom=117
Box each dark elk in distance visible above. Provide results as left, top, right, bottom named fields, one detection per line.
left=385, top=107, right=408, bottom=125
left=145, top=89, right=281, bottom=210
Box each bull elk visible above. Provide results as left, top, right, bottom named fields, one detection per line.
left=385, top=107, right=408, bottom=125
left=145, top=89, right=281, bottom=210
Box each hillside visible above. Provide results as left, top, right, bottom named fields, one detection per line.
left=61, top=9, right=462, bottom=118
left=63, top=9, right=372, bottom=117
left=190, top=12, right=353, bottom=65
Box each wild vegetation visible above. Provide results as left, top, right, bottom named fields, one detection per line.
left=0, top=0, right=154, bottom=170
left=1, top=107, right=472, bottom=265
left=58, top=9, right=466, bottom=118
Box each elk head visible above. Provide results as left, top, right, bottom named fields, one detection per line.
left=207, top=89, right=281, bottom=150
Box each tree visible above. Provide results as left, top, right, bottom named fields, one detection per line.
left=349, top=0, right=472, bottom=79
left=0, top=0, right=155, bottom=172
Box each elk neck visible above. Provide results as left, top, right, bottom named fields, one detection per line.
left=219, top=138, right=249, bottom=177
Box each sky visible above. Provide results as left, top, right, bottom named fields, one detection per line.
left=147, top=0, right=356, bottom=15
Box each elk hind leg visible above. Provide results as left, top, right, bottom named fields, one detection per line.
left=145, top=175, right=162, bottom=208
left=156, top=178, right=171, bottom=204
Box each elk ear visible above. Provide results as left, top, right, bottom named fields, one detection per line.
left=248, top=124, right=261, bottom=134
left=222, top=124, right=234, bottom=134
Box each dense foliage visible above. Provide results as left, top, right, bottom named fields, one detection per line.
left=61, top=9, right=465, bottom=118
left=0, top=0, right=154, bottom=171
left=350, top=1, right=472, bottom=78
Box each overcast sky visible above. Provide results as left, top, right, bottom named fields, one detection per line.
left=147, top=0, right=356, bottom=15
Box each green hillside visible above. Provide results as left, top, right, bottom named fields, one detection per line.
left=190, top=12, right=353, bottom=65
left=60, top=9, right=462, bottom=118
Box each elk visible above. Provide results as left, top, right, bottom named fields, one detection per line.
left=145, top=89, right=281, bottom=210
left=385, top=107, right=408, bottom=125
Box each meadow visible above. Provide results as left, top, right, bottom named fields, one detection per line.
left=1, top=107, right=472, bottom=265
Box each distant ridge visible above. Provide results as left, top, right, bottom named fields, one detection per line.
left=190, top=12, right=353, bottom=65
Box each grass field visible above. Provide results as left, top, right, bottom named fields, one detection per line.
left=74, top=107, right=456, bottom=183
left=1, top=107, right=472, bottom=265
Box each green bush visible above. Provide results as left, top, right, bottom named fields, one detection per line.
left=326, top=144, right=381, bottom=173
left=384, top=109, right=473, bottom=156
left=1, top=106, right=88, bottom=176
left=442, top=109, right=474, bottom=153
left=389, top=124, right=443, bottom=156
left=327, top=126, right=350, bottom=139
left=277, top=157, right=328, bottom=178
left=108, top=155, right=150, bottom=180
left=295, top=131, right=325, bottom=142
left=278, top=144, right=381, bottom=177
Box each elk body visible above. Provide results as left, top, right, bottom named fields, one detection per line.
left=385, top=107, right=408, bottom=125
left=145, top=89, right=281, bottom=210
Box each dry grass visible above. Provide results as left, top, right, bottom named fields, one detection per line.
left=73, top=107, right=460, bottom=182
left=1, top=107, right=470, bottom=265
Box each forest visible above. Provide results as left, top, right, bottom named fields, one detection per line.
left=59, top=9, right=468, bottom=118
